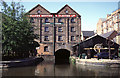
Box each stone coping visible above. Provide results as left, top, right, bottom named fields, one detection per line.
left=76, top=58, right=120, bottom=63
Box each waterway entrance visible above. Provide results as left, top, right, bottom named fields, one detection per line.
left=55, top=49, right=70, bottom=64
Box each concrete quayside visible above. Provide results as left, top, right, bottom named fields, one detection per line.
left=70, top=56, right=120, bottom=67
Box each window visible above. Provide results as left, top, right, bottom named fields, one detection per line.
left=58, top=36, right=63, bottom=41
left=44, top=36, right=49, bottom=41
left=58, top=18, right=62, bottom=23
left=37, top=10, right=41, bottom=14
left=30, top=17, right=34, bottom=23
left=58, top=27, right=62, bottom=32
left=71, top=18, right=75, bottom=23
left=114, top=23, right=118, bottom=30
left=103, top=22, right=107, bottom=28
left=119, top=14, right=120, bottom=19
left=110, top=20, right=112, bottom=25
left=71, top=27, right=75, bottom=32
left=115, top=15, right=118, bottom=20
left=71, top=36, right=75, bottom=41
left=44, top=46, right=49, bottom=52
left=65, top=9, right=68, bottom=14
left=113, top=16, right=116, bottom=21
left=117, top=22, right=120, bottom=29
left=45, top=27, right=49, bottom=32
left=45, top=18, right=49, bottom=23
left=103, top=29, right=107, bottom=33
left=108, top=27, right=113, bottom=32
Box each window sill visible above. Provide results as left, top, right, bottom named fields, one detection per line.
left=44, top=51, right=49, bottom=52
left=71, top=22, right=76, bottom=23
left=58, top=40, right=63, bottom=41
left=58, top=31, right=63, bottom=32
left=71, top=31, right=76, bottom=32
left=44, top=40, right=49, bottom=41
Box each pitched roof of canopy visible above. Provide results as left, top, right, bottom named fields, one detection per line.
left=57, top=4, right=81, bottom=17
left=100, top=30, right=118, bottom=40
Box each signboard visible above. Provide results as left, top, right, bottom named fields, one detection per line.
left=55, top=15, right=76, bottom=17
left=29, top=15, right=53, bottom=17
left=29, top=14, right=76, bottom=17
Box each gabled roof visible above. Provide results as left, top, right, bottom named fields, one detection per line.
left=82, top=31, right=94, bottom=37
left=57, top=4, right=81, bottom=17
left=100, top=30, right=118, bottom=40
left=27, top=4, right=51, bottom=14
left=73, top=34, right=119, bottom=47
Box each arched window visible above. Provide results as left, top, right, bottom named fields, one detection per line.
left=45, top=18, right=49, bottom=23
left=37, top=10, right=41, bottom=14
left=65, top=9, right=68, bottom=14
left=44, top=46, right=49, bottom=52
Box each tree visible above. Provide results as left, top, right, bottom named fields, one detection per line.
left=2, top=0, right=36, bottom=58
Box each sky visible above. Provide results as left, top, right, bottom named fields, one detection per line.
left=2, top=1, right=119, bottom=31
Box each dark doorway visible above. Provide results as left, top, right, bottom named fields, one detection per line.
left=55, top=49, right=70, bottom=64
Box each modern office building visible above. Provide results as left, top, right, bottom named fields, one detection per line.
left=97, top=9, right=120, bottom=45
left=27, top=4, right=81, bottom=56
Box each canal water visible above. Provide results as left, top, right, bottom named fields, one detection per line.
left=2, top=60, right=120, bottom=77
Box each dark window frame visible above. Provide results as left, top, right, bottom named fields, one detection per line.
left=45, top=18, right=49, bottom=23
left=44, top=36, right=49, bottom=41
left=71, top=36, right=75, bottom=41
left=58, top=18, right=62, bottom=23
left=58, top=27, right=63, bottom=32
left=44, top=46, right=49, bottom=52
left=58, top=36, right=63, bottom=41
left=71, top=18, right=75, bottom=23
left=71, top=27, right=75, bottom=32
left=37, top=10, right=41, bottom=14
left=45, top=27, right=49, bottom=32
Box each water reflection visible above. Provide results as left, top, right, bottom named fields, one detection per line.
left=2, top=60, right=120, bottom=76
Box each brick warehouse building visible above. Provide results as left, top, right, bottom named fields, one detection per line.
left=97, top=9, right=120, bottom=45
left=27, top=4, right=81, bottom=56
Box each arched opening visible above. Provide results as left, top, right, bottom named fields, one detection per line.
left=55, top=49, right=70, bottom=64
